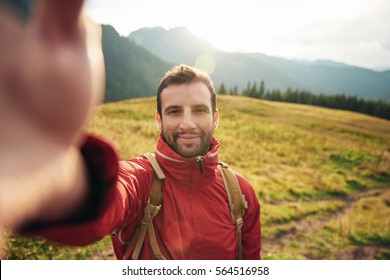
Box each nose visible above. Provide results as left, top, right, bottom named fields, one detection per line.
left=179, top=110, right=196, bottom=131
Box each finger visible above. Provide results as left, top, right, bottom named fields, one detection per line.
left=84, top=15, right=105, bottom=112
left=34, top=0, right=85, bottom=40
left=0, top=6, right=24, bottom=120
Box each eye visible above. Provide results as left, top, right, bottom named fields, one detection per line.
left=167, top=109, right=181, bottom=115
left=193, top=107, right=209, bottom=114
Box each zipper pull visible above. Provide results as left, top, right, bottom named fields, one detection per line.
left=196, top=156, right=204, bottom=173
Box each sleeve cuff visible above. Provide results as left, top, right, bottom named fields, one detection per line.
left=76, top=134, right=120, bottom=221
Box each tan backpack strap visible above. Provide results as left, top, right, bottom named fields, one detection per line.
left=131, top=202, right=165, bottom=260
left=130, top=204, right=151, bottom=260
left=122, top=153, right=166, bottom=260
left=122, top=227, right=139, bottom=259
left=146, top=204, right=165, bottom=260
left=144, top=152, right=165, bottom=180
left=218, top=162, right=248, bottom=260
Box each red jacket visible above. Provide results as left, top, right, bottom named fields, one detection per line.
left=32, top=135, right=261, bottom=260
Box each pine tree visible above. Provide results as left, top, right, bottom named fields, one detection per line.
left=259, top=80, right=265, bottom=98
left=218, top=83, right=227, bottom=95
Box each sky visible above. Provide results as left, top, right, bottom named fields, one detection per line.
left=84, top=0, right=390, bottom=70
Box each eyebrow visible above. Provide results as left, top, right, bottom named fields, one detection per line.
left=163, top=104, right=211, bottom=113
left=192, top=104, right=211, bottom=112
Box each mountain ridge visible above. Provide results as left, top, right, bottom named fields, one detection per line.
left=102, top=25, right=173, bottom=102
left=128, top=26, right=390, bottom=101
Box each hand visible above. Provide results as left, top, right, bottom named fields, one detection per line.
left=0, top=0, right=104, bottom=230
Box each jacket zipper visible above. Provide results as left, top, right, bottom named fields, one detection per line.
left=196, top=156, right=204, bottom=173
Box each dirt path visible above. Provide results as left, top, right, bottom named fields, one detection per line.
left=262, top=187, right=390, bottom=259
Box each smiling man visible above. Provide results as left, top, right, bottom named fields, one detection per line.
left=108, top=65, right=261, bottom=259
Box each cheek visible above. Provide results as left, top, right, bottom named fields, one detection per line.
left=199, top=117, right=214, bottom=130
left=161, top=117, right=179, bottom=131
left=160, top=122, right=174, bottom=139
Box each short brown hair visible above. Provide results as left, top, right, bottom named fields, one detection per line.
left=157, top=65, right=216, bottom=116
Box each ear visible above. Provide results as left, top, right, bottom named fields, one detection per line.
left=155, top=111, right=162, bottom=131
left=213, top=109, right=219, bottom=129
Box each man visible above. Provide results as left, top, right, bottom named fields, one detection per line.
left=0, top=0, right=260, bottom=259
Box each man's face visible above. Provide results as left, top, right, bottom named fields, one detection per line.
left=156, top=81, right=219, bottom=158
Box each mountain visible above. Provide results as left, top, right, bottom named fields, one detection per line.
left=383, top=70, right=390, bottom=78
left=126, top=26, right=215, bottom=65
left=128, top=27, right=390, bottom=101
left=102, top=25, right=173, bottom=102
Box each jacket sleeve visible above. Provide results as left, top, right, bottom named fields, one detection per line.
left=236, top=174, right=261, bottom=260
left=21, top=134, right=153, bottom=247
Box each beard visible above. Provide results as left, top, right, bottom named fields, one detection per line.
left=161, top=128, right=213, bottom=158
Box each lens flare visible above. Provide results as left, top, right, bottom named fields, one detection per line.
left=195, top=53, right=216, bottom=75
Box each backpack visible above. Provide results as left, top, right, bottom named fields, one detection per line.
left=122, top=152, right=248, bottom=260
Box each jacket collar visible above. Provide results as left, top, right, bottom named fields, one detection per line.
left=154, top=135, right=220, bottom=174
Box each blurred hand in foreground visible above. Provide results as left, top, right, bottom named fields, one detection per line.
left=0, top=0, right=104, bottom=233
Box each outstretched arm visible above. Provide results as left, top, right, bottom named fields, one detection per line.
left=0, top=0, right=104, bottom=230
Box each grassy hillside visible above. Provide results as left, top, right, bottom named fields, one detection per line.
left=6, top=96, right=390, bottom=259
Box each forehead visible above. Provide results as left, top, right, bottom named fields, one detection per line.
left=160, top=81, right=212, bottom=109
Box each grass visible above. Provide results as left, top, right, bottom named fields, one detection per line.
left=5, top=95, right=390, bottom=259
left=340, top=191, right=390, bottom=246
left=5, top=234, right=112, bottom=260
left=262, top=200, right=346, bottom=227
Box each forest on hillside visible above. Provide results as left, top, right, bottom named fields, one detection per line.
left=218, top=81, right=390, bottom=120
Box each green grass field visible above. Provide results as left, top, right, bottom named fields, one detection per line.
left=5, top=95, right=390, bottom=259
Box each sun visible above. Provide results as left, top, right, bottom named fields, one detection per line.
left=176, top=1, right=287, bottom=55
left=183, top=1, right=255, bottom=53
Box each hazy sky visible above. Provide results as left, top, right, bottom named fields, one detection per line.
left=84, top=0, right=390, bottom=70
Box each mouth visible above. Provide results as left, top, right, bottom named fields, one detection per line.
left=177, top=134, right=200, bottom=139
left=176, top=133, right=201, bottom=145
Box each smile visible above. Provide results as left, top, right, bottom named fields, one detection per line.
left=177, top=134, right=200, bottom=139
